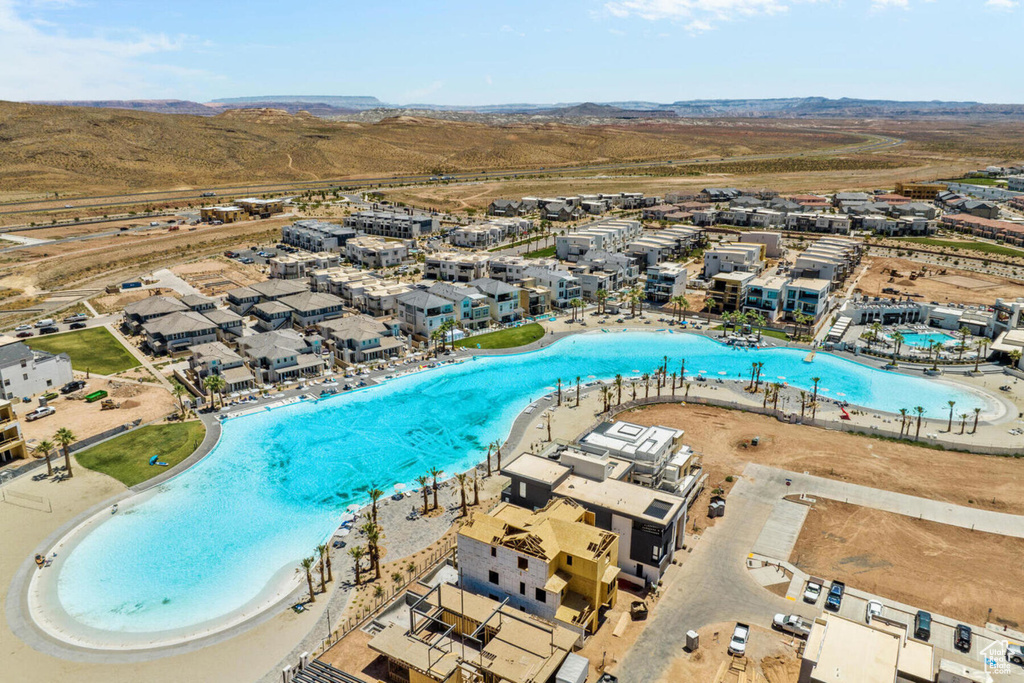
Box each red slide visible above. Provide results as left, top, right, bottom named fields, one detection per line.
left=840, top=406, right=851, bottom=420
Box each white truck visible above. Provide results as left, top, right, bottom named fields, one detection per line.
left=728, top=623, right=750, bottom=656
left=804, top=578, right=823, bottom=604
left=773, top=614, right=813, bottom=637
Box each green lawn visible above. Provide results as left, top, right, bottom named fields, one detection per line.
left=454, top=323, right=546, bottom=349
left=27, top=327, right=139, bottom=375
left=897, top=237, right=1024, bottom=258
left=523, top=245, right=556, bottom=258
left=76, top=421, right=206, bottom=487
left=943, top=177, right=1006, bottom=187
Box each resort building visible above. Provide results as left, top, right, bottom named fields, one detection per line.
left=502, top=452, right=692, bottom=589
left=199, top=206, right=246, bottom=223
left=187, top=342, right=255, bottom=394
left=458, top=498, right=619, bottom=636
left=367, top=583, right=580, bottom=683
left=739, top=231, right=785, bottom=259
left=702, top=243, right=765, bottom=278
left=317, top=315, right=404, bottom=364
left=424, top=252, right=491, bottom=283
left=395, top=290, right=456, bottom=339
left=450, top=218, right=532, bottom=249
left=469, top=278, right=523, bottom=323
left=141, top=311, right=219, bottom=354
left=644, top=262, right=688, bottom=304
left=0, top=342, right=74, bottom=401
left=343, top=209, right=438, bottom=239
left=521, top=266, right=582, bottom=309
left=237, top=330, right=324, bottom=383
left=345, top=236, right=409, bottom=269
left=269, top=252, right=341, bottom=280
left=277, top=291, right=347, bottom=328
left=123, top=295, right=189, bottom=333
left=281, top=219, right=357, bottom=253
left=0, top=399, right=27, bottom=464
left=488, top=255, right=559, bottom=284
left=708, top=271, right=756, bottom=313
left=555, top=220, right=643, bottom=262
left=428, top=282, right=492, bottom=331
left=570, top=250, right=639, bottom=301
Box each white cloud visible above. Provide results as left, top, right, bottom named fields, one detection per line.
left=870, top=0, right=909, bottom=9
left=985, top=0, right=1017, bottom=9
left=605, top=0, right=790, bottom=23
left=0, top=0, right=212, bottom=99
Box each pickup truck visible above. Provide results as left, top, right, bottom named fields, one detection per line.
left=25, top=405, right=55, bottom=421
left=773, top=614, right=812, bottom=637
left=727, top=623, right=750, bottom=656
left=804, top=580, right=822, bottom=604
left=825, top=581, right=845, bottom=612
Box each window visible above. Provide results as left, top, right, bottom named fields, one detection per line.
left=518, top=557, right=528, bottom=571
left=519, top=482, right=526, bottom=498
left=519, top=582, right=525, bottom=595
left=535, top=588, right=546, bottom=603
left=488, top=570, right=499, bottom=585
left=46, top=380, right=52, bottom=387
left=652, top=546, right=661, bottom=562
left=490, top=547, right=497, bottom=558
left=565, top=555, right=573, bottom=566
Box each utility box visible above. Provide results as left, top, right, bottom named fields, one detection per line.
left=686, top=630, right=699, bottom=651
left=555, top=653, right=589, bottom=683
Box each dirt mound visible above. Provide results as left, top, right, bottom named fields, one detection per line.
left=761, top=654, right=800, bottom=683
left=108, top=381, right=144, bottom=399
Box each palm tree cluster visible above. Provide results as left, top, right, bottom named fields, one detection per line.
left=298, top=542, right=334, bottom=603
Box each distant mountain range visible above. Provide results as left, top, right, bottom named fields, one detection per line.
left=23, top=96, right=1024, bottom=119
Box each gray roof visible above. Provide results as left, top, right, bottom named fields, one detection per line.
left=124, top=295, right=188, bottom=318
left=277, top=291, right=345, bottom=313
left=203, top=308, right=243, bottom=325
left=142, top=311, right=216, bottom=336
left=181, top=294, right=217, bottom=309
left=0, top=341, right=34, bottom=367
left=225, top=286, right=260, bottom=300
left=238, top=330, right=310, bottom=358
left=428, top=282, right=482, bottom=303
left=319, top=315, right=394, bottom=342
left=469, top=278, right=519, bottom=297
left=190, top=341, right=242, bottom=364
left=249, top=279, right=309, bottom=299
left=253, top=300, right=294, bottom=316
left=396, top=290, right=452, bottom=310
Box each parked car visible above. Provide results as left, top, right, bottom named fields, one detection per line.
left=38, top=326, right=59, bottom=335
left=1006, top=644, right=1024, bottom=665
left=15, top=324, right=31, bottom=331
left=954, top=624, right=972, bottom=652
left=773, top=614, right=812, bottom=637
left=803, top=580, right=822, bottom=604
left=728, top=623, right=750, bottom=656
left=25, top=406, right=55, bottom=421
left=60, top=380, right=87, bottom=394
left=825, top=581, right=845, bottom=612
left=865, top=601, right=883, bottom=624
left=34, top=318, right=55, bottom=328
left=913, top=610, right=931, bottom=641
left=63, top=313, right=87, bottom=323
left=69, top=322, right=86, bottom=330
left=16, top=331, right=33, bottom=338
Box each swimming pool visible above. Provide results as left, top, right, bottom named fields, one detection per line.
left=46, top=332, right=997, bottom=643
left=898, top=332, right=957, bottom=348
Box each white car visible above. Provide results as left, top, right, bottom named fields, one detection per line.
left=866, top=600, right=883, bottom=624
left=803, top=581, right=822, bottom=604
left=25, top=406, right=55, bottom=421
left=15, top=324, right=31, bottom=331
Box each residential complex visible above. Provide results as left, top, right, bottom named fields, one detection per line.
left=343, top=209, right=438, bottom=239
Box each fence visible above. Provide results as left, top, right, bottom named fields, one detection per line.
left=1, top=488, right=52, bottom=512
left=599, top=393, right=1021, bottom=457
left=313, top=536, right=457, bottom=657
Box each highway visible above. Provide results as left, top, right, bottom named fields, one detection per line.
left=0, top=134, right=903, bottom=217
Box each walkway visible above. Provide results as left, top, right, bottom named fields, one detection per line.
left=104, top=323, right=174, bottom=391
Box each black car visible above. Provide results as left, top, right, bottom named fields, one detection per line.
left=69, top=322, right=87, bottom=330
left=954, top=624, right=972, bottom=652
left=38, top=326, right=59, bottom=335
left=913, top=610, right=931, bottom=641
left=60, top=380, right=86, bottom=394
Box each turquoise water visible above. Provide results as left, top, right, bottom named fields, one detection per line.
left=54, top=332, right=992, bottom=636
left=898, top=332, right=956, bottom=348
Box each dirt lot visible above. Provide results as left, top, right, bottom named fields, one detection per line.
left=172, top=257, right=266, bottom=294
left=854, top=255, right=1024, bottom=306
left=654, top=622, right=799, bottom=683
left=19, top=377, right=176, bottom=445
left=791, top=499, right=1024, bottom=627
left=625, top=403, right=1024, bottom=515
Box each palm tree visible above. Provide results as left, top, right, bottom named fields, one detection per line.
left=630, top=378, right=638, bottom=402
left=959, top=413, right=968, bottom=434
left=868, top=322, right=883, bottom=347
left=898, top=408, right=908, bottom=438
left=972, top=407, right=982, bottom=434
left=321, top=542, right=333, bottom=583
left=799, top=391, right=807, bottom=421
left=300, top=556, right=316, bottom=602
left=771, top=383, right=782, bottom=412
left=556, top=378, right=562, bottom=406
left=472, top=471, right=479, bottom=506
left=33, top=439, right=55, bottom=477
left=642, top=373, right=651, bottom=399
left=973, top=339, right=986, bottom=372
left=890, top=331, right=904, bottom=364
left=914, top=406, right=925, bottom=440
left=416, top=475, right=431, bottom=514
left=670, top=372, right=677, bottom=397
left=684, top=382, right=691, bottom=400
left=930, top=341, right=943, bottom=371
left=485, top=443, right=493, bottom=477
left=755, top=362, right=765, bottom=389
left=575, top=376, right=581, bottom=407
left=752, top=312, right=767, bottom=342
left=455, top=472, right=468, bottom=517
left=54, top=427, right=76, bottom=478
left=671, top=295, right=689, bottom=322
left=203, top=374, right=226, bottom=409
left=679, top=358, right=685, bottom=382
left=600, top=385, right=610, bottom=412
left=720, top=311, right=733, bottom=337
left=957, top=326, right=971, bottom=362
left=569, top=298, right=584, bottom=323
left=363, top=522, right=382, bottom=580
left=316, top=543, right=328, bottom=592
left=596, top=289, right=608, bottom=316
left=946, top=400, right=956, bottom=432
left=172, top=382, right=189, bottom=418
left=430, top=328, right=443, bottom=355
left=614, top=374, right=623, bottom=405
left=429, top=467, right=443, bottom=510
left=491, top=440, right=503, bottom=471
left=1010, top=349, right=1023, bottom=368
left=348, top=546, right=365, bottom=586
left=811, top=377, right=821, bottom=406
left=368, top=486, right=384, bottom=525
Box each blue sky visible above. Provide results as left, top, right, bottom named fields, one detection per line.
left=1, top=0, right=1021, bottom=104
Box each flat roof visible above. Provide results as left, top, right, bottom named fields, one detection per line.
left=804, top=615, right=901, bottom=683
left=554, top=472, right=682, bottom=526
left=502, top=453, right=570, bottom=485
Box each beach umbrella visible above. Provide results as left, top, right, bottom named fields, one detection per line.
left=347, top=503, right=361, bottom=512
left=394, top=483, right=406, bottom=492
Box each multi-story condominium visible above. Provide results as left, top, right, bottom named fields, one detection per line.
left=269, top=252, right=340, bottom=280
left=428, top=282, right=491, bottom=331
left=0, top=343, right=74, bottom=401
left=743, top=274, right=788, bottom=322
left=940, top=215, right=1024, bottom=246
left=644, top=262, right=687, bottom=303
left=702, top=243, right=765, bottom=278
left=502, top=452, right=690, bottom=589
left=521, top=266, right=582, bottom=309
left=555, top=219, right=642, bottom=262
left=577, top=421, right=687, bottom=491
left=188, top=342, right=255, bottom=394
left=488, top=255, right=559, bottom=283
left=225, top=279, right=309, bottom=315
left=277, top=291, right=346, bottom=328
left=708, top=271, right=756, bottom=313
left=343, top=209, right=437, bottom=239
left=450, top=218, right=532, bottom=249
left=281, top=219, right=356, bottom=253
left=894, top=181, right=947, bottom=200
left=344, top=236, right=409, bottom=269
left=317, top=315, right=404, bottom=364
left=0, top=399, right=27, bottom=464
left=123, top=295, right=189, bottom=333
left=308, top=266, right=374, bottom=297
left=570, top=250, right=639, bottom=300
left=469, top=278, right=522, bottom=323
left=237, top=330, right=324, bottom=383
left=458, top=498, right=619, bottom=635
left=363, top=283, right=414, bottom=318
left=783, top=213, right=852, bottom=234
left=423, top=252, right=491, bottom=283
left=738, top=231, right=784, bottom=259
left=395, top=290, right=456, bottom=339
left=142, top=311, right=219, bottom=354
left=782, top=277, right=832, bottom=322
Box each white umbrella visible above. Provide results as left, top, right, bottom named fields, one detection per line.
left=335, top=528, right=350, bottom=537
left=718, top=371, right=727, bottom=375
left=394, top=483, right=406, bottom=492
left=347, top=503, right=361, bottom=512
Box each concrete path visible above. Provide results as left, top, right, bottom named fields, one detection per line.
left=104, top=323, right=174, bottom=392
left=743, top=463, right=1024, bottom=538
left=750, top=499, right=810, bottom=559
